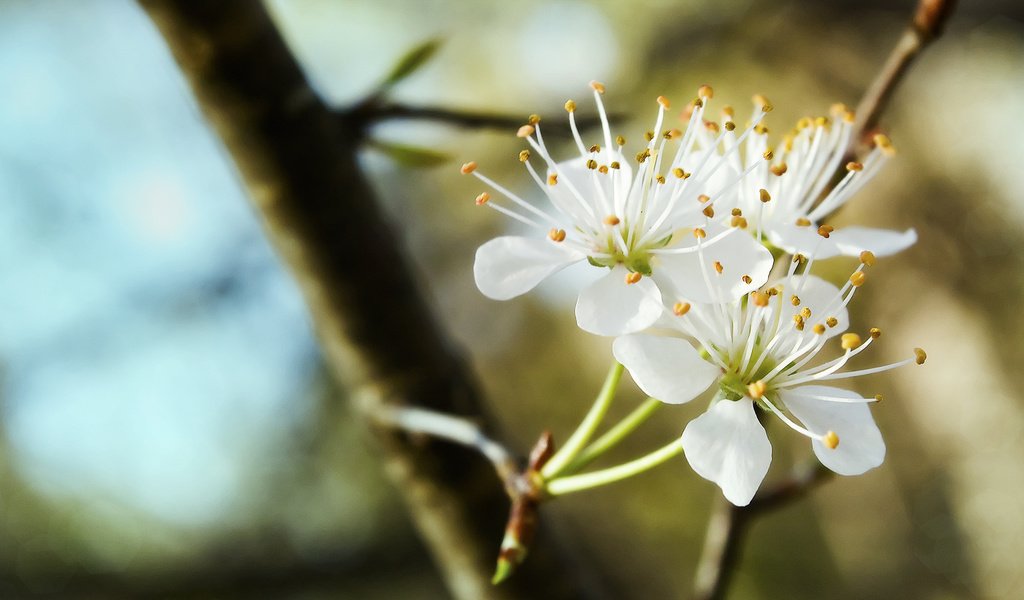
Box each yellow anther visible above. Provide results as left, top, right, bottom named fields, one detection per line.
left=754, top=124, right=770, bottom=135
left=747, top=380, right=767, bottom=399
left=625, top=272, right=642, bottom=285
left=698, top=84, right=714, bottom=99
left=793, top=254, right=807, bottom=264
left=751, top=291, right=769, bottom=307
left=791, top=295, right=801, bottom=306
left=753, top=94, right=773, bottom=112
left=673, top=167, right=685, bottom=179
left=793, top=314, right=805, bottom=330
left=841, top=333, right=862, bottom=350
left=763, top=149, right=774, bottom=160
left=598, top=165, right=608, bottom=174
left=589, top=144, right=601, bottom=153
left=713, top=261, right=724, bottom=274
left=826, top=317, right=838, bottom=328
left=850, top=271, right=867, bottom=287
left=698, top=194, right=711, bottom=203
left=914, top=347, right=927, bottom=365
left=610, top=161, right=621, bottom=169
left=730, top=216, right=748, bottom=228
left=873, top=133, right=896, bottom=155
left=824, top=431, right=840, bottom=450
left=692, top=97, right=704, bottom=109
left=731, top=208, right=743, bottom=216
left=770, top=163, right=788, bottom=176
left=460, top=161, right=478, bottom=175
left=869, top=327, right=881, bottom=339
left=589, top=80, right=606, bottom=94
left=860, top=251, right=876, bottom=266
left=548, top=228, right=566, bottom=242
left=722, top=105, right=735, bottom=118
left=759, top=188, right=772, bottom=203
left=741, top=274, right=752, bottom=284
left=645, top=130, right=656, bottom=142
left=703, top=206, right=715, bottom=218
left=814, top=116, right=830, bottom=128
left=656, top=175, right=666, bottom=184
left=475, top=192, right=492, bottom=206
left=517, top=124, right=535, bottom=138
left=797, top=117, right=812, bottom=130
left=564, top=99, right=576, bottom=113
left=547, top=173, right=558, bottom=186
left=724, top=121, right=736, bottom=131
left=693, top=228, right=707, bottom=239
left=528, top=114, right=541, bottom=125
left=519, top=150, right=531, bottom=162
left=874, top=394, right=883, bottom=402
left=657, top=95, right=671, bottom=109
left=615, top=135, right=626, bottom=146
left=813, top=324, right=826, bottom=335
left=673, top=301, right=691, bottom=316
left=846, top=161, right=864, bottom=172
left=801, top=307, right=812, bottom=319
left=667, top=128, right=683, bottom=139
left=636, top=149, right=650, bottom=163
left=818, top=224, right=834, bottom=238
left=586, top=159, right=598, bottom=170
left=604, top=215, right=620, bottom=226
left=705, top=121, right=720, bottom=133
left=795, top=218, right=811, bottom=227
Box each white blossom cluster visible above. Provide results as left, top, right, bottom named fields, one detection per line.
left=464, top=83, right=924, bottom=506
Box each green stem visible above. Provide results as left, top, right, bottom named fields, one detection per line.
left=544, top=439, right=683, bottom=496
left=563, top=397, right=663, bottom=474
left=540, top=362, right=624, bottom=479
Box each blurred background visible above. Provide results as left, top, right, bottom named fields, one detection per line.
left=0, top=0, right=1022, bottom=597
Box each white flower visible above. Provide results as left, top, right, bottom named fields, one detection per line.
left=465, top=83, right=773, bottom=336
left=613, top=253, right=926, bottom=505
left=695, top=100, right=917, bottom=259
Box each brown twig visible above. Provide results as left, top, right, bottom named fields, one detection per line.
left=849, top=0, right=958, bottom=156
left=694, top=2, right=956, bottom=598
left=693, top=463, right=832, bottom=600
left=342, top=101, right=619, bottom=138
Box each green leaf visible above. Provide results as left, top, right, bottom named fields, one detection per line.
left=370, top=140, right=451, bottom=168
left=381, top=38, right=442, bottom=88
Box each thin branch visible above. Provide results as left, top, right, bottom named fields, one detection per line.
left=694, top=3, right=957, bottom=597
left=370, top=405, right=521, bottom=496
left=343, top=101, right=619, bottom=136
left=693, top=463, right=832, bottom=600
left=849, top=0, right=958, bottom=155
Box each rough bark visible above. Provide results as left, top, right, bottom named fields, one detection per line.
left=137, top=2, right=604, bottom=598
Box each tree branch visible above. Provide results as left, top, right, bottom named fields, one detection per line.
left=694, top=2, right=957, bottom=597
left=849, top=0, right=958, bottom=154
left=693, top=463, right=832, bottom=600
left=137, top=2, right=607, bottom=598
left=342, top=101, right=618, bottom=139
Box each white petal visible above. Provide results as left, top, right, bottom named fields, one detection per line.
left=575, top=266, right=663, bottom=336
left=656, top=226, right=773, bottom=304
left=681, top=398, right=772, bottom=506
left=612, top=334, right=719, bottom=404
left=776, top=274, right=849, bottom=340
left=781, top=386, right=885, bottom=476
left=766, top=219, right=841, bottom=260
left=474, top=236, right=584, bottom=300
left=831, top=226, right=917, bottom=257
